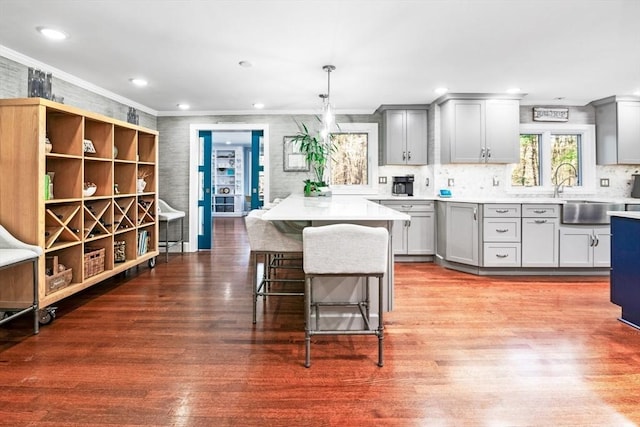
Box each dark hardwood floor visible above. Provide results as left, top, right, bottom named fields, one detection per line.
left=2, top=217, right=640, bottom=426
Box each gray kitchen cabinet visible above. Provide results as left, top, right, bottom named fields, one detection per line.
left=592, top=96, right=640, bottom=165
left=439, top=96, right=520, bottom=164
left=559, top=225, right=611, bottom=267
left=445, top=202, right=479, bottom=266
left=482, top=204, right=521, bottom=267
left=381, top=201, right=434, bottom=257
left=378, top=107, right=428, bottom=165
left=521, top=204, right=560, bottom=267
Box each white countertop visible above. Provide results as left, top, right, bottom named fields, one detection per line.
left=261, top=195, right=410, bottom=221
left=608, top=211, right=640, bottom=219
left=370, top=195, right=640, bottom=204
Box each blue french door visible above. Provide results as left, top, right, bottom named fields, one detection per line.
left=251, top=130, right=263, bottom=209
left=198, top=130, right=213, bottom=249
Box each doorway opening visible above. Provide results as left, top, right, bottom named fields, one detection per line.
left=189, top=124, right=269, bottom=251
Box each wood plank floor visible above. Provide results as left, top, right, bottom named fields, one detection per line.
left=2, top=217, right=640, bottom=426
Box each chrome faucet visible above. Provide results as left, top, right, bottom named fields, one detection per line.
left=552, top=162, right=578, bottom=198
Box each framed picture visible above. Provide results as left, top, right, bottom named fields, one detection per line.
left=83, top=138, right=96, bottom=154
left=283, top=136, right=309, bottom=172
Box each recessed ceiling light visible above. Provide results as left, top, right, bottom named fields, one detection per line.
left=129, top=78, right=148, bottom=87
left=177, top=103, right=190, bottom=110
left=434, top=87, right=448, bottom=95
left=225, top=141, right=231, bottom=145
left=634, top=90, right=640, bottom=96
left=239, top=60, right=253, bottom=68
left=253, top=103, right=264, bottom=109
left=506, top=87, right=521, bottom=94
left=37, top=27, right=67, bottom=40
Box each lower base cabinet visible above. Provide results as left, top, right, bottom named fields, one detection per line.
left=559, top=225, right=611, bottom=267
left=522, top=217, right=559, bottom=267
left=382, top=201, right=434, bottom=256
left=445, top=202, right=479, bottom=266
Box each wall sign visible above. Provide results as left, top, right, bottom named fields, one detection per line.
left=532, top=107, right=569, bottom=122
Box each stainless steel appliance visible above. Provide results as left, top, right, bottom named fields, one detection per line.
left=392, top=175, right=414, bottom=196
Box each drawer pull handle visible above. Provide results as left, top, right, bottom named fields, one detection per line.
left=496, top=254, right=509, bottom=258
left=533, top=210, right=547, bottom=214
left=495, top=209, right=509, bottom=213
left=496, top=228, right=509, bottom=233
left=401, top=205, right=412, bottom=209
left=534, top=220, right=547, bottom=224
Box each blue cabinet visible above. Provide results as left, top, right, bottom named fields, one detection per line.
left=610, top=216, right=640, bottom=328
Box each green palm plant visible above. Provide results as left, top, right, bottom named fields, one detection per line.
left=289, top=122, right=333, bottom=195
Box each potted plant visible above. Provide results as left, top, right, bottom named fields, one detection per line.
left=290, top=122, right=333, bottom=196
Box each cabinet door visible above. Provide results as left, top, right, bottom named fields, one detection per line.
left=407, top=212, right=434, bottom=255
left=485, top=99, right=520, bottom=163
left=405, top=110, right=427, bottom=165
left=384, top=110, right=407, bottom=165
left=450, top=101, right=484, bottom=163
left=522, top=218, right=559, bottom=267
left=446, top=203, right=479, bottom=265
left=617, top=102, right=640, bottom=164
left=391, top=218, right=407, bottom=255
left=559, top=227, right=593, bottom=267
left=592, top=226, right=611, bottom=268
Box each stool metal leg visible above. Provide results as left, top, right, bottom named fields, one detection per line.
left=32, top=258, right=39, bottom=335
left=377, top=275, right=384, bottom=367
left=304, top=276, right=312, bottom=368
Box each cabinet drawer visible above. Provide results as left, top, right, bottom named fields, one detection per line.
left=483, top=218, right=521, bottom=242
left=522, top=204, right=560, bottom=218
left=483, top=243, right=521, bottom=267
left=483, top=204, right=520, bottom=217
left=382, top=201, right=434, bottom=212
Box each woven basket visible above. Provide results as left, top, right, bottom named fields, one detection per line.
left=84, top=247, right=105, bottom=278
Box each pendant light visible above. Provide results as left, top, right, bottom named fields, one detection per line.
left=319, top=65, right=336, bottom=141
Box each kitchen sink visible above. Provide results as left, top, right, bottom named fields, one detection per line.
left=561, top=200, right=625, bottom=224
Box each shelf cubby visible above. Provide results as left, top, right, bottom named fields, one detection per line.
left=84, top=118, right=113, bottom=159
left=44, top=203, right=82, bottom=250
left=137, top=224, right=155, bottom=256
left=84, top=200, right=113, bottom=240
left=119, top=230, right=138, bottom=263
left=137, top=196, right=156, bottom=226
left=114, top=125, right=137, bottom=161
left=47, top=245, right=83, bottom=287
left=114, top=196, right=136, bottom=233
left=46, top=110, right=83, bottom=156
left=45, top=158, right=83, bottom=200
left=84, top=159, right=113, bottom=197
left=138, top=131, right=156, bottom=163
left=137, top=164, right=155, bottom=193
left=114, top=163, right=137, bottom=195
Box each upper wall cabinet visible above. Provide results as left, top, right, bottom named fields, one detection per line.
left=439, top=95, right=521, bottom=164
left=377, top=105, right=428, bottom=165
left=591, top=96, right=640, bottom=165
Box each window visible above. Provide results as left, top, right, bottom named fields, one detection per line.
left=509, top=124, right=595, bottom=195
left=328, top=123, right=378, bottom=194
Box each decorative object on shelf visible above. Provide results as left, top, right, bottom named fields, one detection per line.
left=283, top=136, right=310, bottom=172
left=114, top=241, right=126, bottom=263
left=83, top=139, right=96, bottom=154
left=46, top=172, right=55, bottom=199
left=113, top=145, right=119, bottom=159
left=533, top=107, right=569, bottom=122
left=127, top=107, right=139, bottom=125
left=83, top=182, right=97, bottom=197
left=114, top=184, right=120, bottom=194
left=137, top=170, right=150, bottom=193
left=45, top=256, right=72, bottom=295
left=45, top=134, right=53, bottom=153
left=27, top=67, right=52, bottom=99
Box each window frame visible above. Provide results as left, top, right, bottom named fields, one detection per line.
left=507, top=123, right=596, bottom=196
left=329, top=123, right=379, bottom=195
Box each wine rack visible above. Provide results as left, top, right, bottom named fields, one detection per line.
left=137, top=196, right=156, bottom=226
left=114, top=197, right=136, bottom=232
left=84, top=200, right=112, bottom=240
left=44, top=203, right=82, bottom=250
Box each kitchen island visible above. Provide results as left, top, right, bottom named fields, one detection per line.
left=609, top=211, right=640, bottom=329
left=261, top=195, right=409, bottom=323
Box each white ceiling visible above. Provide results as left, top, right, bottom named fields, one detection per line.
left=1, top=0, right=639, bottom=115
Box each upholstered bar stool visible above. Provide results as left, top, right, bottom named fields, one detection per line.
left=302, top=224, right=389, bottom=368
left=158, top=199, right=185, bottom=263
left=245, top=210, right=304, bottom=324
left=0, top=225, right=42, bottom=334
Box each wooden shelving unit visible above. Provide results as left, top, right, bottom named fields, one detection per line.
left=0, top=98, right=159, bottom=313
left=213, top=148, right=244, bottom=216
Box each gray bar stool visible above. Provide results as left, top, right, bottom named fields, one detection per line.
left=245, top=210, right=304, bottom=324
left=158, top=199, right=185, bottom=263
left=0, top=225, right=42, bottom=334
left=302, top=223, right=389, bottom=368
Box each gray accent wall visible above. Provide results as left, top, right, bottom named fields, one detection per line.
left=0, top=55, right=156, bottom=129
